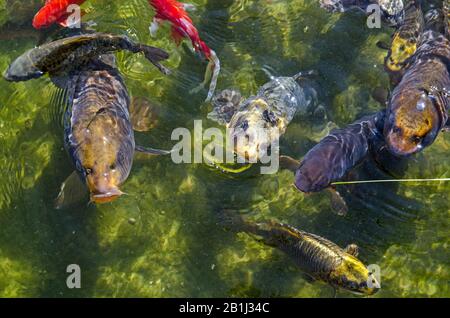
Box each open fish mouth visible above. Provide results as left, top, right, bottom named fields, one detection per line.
left=90, top=189, right=124, bottom=204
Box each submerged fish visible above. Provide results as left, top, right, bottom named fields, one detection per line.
left=220, top=210, right=380, bottom=295
left=379, top=0, right=406, bottom=25
left=5, top=32, right=171, bottom=206
left=384, top=9, right=450, bottom=157
left=384, top=0, right=424, bottom=85
left=208, top=70, right=323, bottom=162
left=4, top=32, right=170, bottom=82
left=148, top=0, right=220, bottom=102
left=149, top=0, right=211, bottom=58
left=292, top=111, right=385, bottom=193
left=445, top=0, right=450, bottom=36
left=32, top=0, right=87, bottom=29
left=320, top=0, right=405, bottom=26
left=384, top=32, right=450, bottom=156
left=279, top=111, right=385, bottom=216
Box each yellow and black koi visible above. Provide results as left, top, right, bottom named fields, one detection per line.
left=384, top=0, right=424, bottom=85
left=220, top=210, right=380, bottom=295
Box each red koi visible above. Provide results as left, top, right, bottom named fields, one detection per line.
left=149, top=0, right=211, bottom=58
left=32, top=0, right=86, bottom=29
left=149, top=0, right=220, bottom=101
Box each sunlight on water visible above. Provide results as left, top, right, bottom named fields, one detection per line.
left=0, top=0, right=448, bottom=298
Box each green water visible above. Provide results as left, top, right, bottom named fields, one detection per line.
left=0, top=0, right=448, bottom=298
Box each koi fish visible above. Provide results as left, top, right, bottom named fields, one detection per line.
left=384, top=0, right=424, bottom=85
left=32, top=0, right=87, bottom=29
left=320, top=0, right=405, bottom=26
left=208, top=70, right=322, bottom=162
left=220, top=210, right=380, bottom=295
left=383, top=0, right=450, bottom=156
left=384, top=30, right=450, bottom=156
left=4, top=32, right=170, bottom=81
left=5, top=32, right=171, bottom=206
left=279, top=111, right=386, bottom=216
left=292, top=111, right=386, bottom=193
left=148, top=0, right=220, bottom=101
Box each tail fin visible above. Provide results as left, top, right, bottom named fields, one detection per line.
left=140, top=44, right=171, bottom=75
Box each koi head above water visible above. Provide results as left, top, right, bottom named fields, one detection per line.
left=384, top=87, right=443, bottom=156
left=329, top=254, right=380, bottom=295
left=384, top=31, right=418, bottom=80
left=227, top=98, right=284, bottom=162
left=72, top=110, right=134, bottom=204
left=32, top=0, right=87, bottom=29
left=83, top=156, right=127, bottom=205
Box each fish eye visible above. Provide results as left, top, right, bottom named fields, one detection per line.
left=263, top=110, right=277, bottom=126
left=411, top=135, right=422, bottom=144
left=392, top=126, right=402, bottom=134
left=241, top=120, right=249, bottom=131
left=109, top=163, right=116, bottom=170
left=85, top=168, right=93, bottom=175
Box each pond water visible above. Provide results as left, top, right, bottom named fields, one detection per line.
left=0, top=0, right=448, bottom=297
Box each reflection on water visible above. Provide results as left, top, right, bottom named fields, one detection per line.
left=0, top=0, right=448, bottom=297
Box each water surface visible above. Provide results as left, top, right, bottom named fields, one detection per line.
left=0, top=0, right=448, bottom=297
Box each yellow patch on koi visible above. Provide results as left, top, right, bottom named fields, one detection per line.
left=385, top=34, right=417, bottom=73
left=330, top=254, right=378, bottom=295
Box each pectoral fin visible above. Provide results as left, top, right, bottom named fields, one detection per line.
left=344, top=243, right=359, bottom=257
left=135, top=145, right=171, bottom=155
left=371, top=87, right=389, bottom=106
left=50, top=74, right=70, bottom=89
left=326, top=187, right=348, bottom=216
left=300, top=272, right=317, bottom=284
left=130, top=97, right=159, bottom=132
left=54, top=171, right=89, bottom=210
left=376, top=41, right=390, bottom=50
left=444, top=118, right=450, bottom=132
left=279, top=155, right=300, bottom=172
